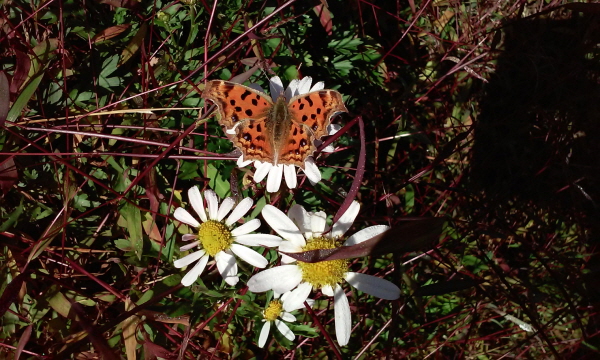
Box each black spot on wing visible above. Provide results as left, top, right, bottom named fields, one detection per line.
left=241, top=90, right=252, bottom=100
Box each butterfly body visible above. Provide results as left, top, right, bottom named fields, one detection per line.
left=202, top=80, right=347, bottom=169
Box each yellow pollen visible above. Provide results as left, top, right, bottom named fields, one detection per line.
left=263, top=299, right=283, bottom=321
left=297, top=236, right=348, bottom=290
left=198, top=220, right=233, bottom=256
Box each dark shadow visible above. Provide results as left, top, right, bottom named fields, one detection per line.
left=470, top=9, right=600, bottom=215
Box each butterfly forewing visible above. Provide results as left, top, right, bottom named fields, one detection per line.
left=202, top=80, right=274, bottom=130
left=202, top=80, right=277, bottom=163
left=288, top=90, right=347, bottom=141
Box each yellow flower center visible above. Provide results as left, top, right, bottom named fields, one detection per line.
left=263, top=299, right=283, bottom=321
left=198, top=220, right=233, bottom=256
left=297, top=236, right=348, bottom=290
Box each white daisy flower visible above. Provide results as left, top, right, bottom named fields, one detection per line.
left=173, top=186, right=282, bottom=286
left=257, top=291, right=313, bottom=348
left=247, top=201, right=400, bottom=346
left=236, top=76, right=342, bottom=193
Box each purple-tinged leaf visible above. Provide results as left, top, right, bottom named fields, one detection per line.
left=283, top=217, right=444, bottom=263
left=333, top=116, right=365, bottom=225
left=15, top=325, right=32, bottom=360
left=0, top=71, right=9, bottom=126
left=0, top=272, right=27, bottom=318
left=91, top=24, right=131, bottom=43
left=0, top=156, right=18, bottom=196
left=9, top=50, right=31, bottom=94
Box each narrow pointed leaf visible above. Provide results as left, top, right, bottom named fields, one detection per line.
left=282, top=217, right=445, bottom=262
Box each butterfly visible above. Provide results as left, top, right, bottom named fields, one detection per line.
left=201, top=79, right=347, bottom=169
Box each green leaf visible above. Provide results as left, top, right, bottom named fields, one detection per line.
left=203, top=163, right=230, bottom=198
left=250, top=196, right=266, bottom=219
left=0, top=198, right=23, bottom=232
left=119, top=202, right=143, bottom=260
left=5, top=72, right=43, bottom=123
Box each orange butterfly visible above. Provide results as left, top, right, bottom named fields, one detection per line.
left=202, top=76, right=347, bottom=192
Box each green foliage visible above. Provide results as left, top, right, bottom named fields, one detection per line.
left=0, top=0, right=597, bottom=358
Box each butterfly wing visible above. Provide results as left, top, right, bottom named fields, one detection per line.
left=278, top=90, right=347, bottom=167
left=202, top=80, right=276, bottom=163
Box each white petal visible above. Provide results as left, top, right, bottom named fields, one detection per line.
left=278, top=240, right=303, bottom=254
left=310, top=81, right=325, bottom=91
left=297, top=76, right=312, bottom=95
left=283, top=282, right=312, bottom=312
left=344, top=225, right=390, bottom=246
left=230, top=218, right=261, bottom=236
left=248, top=83, right=264, bottom=93
left=230, top=243, right=268, bottom=268
left=330, top=201, right=360, bottom=239
left=322, top=284, right=334, bottom=297
left=327, top=124, right=341, bottom=135
left=180, top=254, right=209, bottom=286
left=237, top=155, right=253, bottom=167
left=345, top=272, right=400, bottom=300
left=274, top=319, right=295, bottom=341
left=285, top=79, right=299, bottom=99
left=303, top=157, right=322, bottom=184
left=288, top=204, right=311, bottom=236
left=321, top=144, right=335, bottom=153
left=266, top=164, right=283, bottom=192
left=269, top=76, right=284, bottom=101
left=310, top=211, right=327, bottom=235
left=235, top=234, right=282, bottom=247
left=254, top=162, right=272, bottom=182
left=173, top=249, right=206, bottom=268
left=188, top=186, right=207, bottom=222
left=224, top=275, right=239, bottom=286
left=179, top=241, right=200, bottom=251
left=258, top=321, right=271, bottom=348
left=226, top=197, right=254, bottom=226
left=334, top=284, right=351, bottom=346
left=182, top=234, right=197, bottom=241
left=204, top=190, right=219, bottom=220
left=281, top=254, right=297, bottom=264
left=215, top=250, right=238, bottom=280
left=247, top=265, right=303, bottom=293
left=261, top=205, right=306, bottom=246
left=217, top=197, right=235, bottom=221
left=280, top=312, right=296, bottom=322
left=283, top=164, right=297, bottom=189
left=174, top=208, right=200, bottom=228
